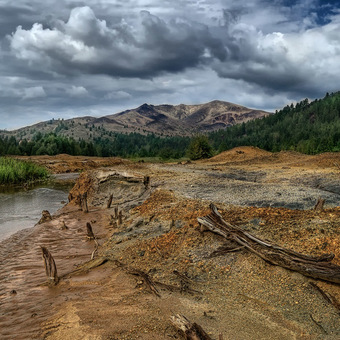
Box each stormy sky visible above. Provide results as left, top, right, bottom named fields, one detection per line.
left=0, top=0, right=339, bottom=130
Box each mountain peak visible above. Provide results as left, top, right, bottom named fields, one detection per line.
left=0, top=100, right=272, bottom=140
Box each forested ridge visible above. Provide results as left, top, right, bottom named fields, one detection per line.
left=211, top=91, right=340, bottom=154
left=0, top=91, right=339, bottom=158
left=0, top=131, right=190, bottom=159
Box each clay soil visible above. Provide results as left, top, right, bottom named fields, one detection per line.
left=1, top=147, right=340, bottom=340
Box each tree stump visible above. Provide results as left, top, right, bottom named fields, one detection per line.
left=107, top=194, right=113, bottom=209
left=81, top=193, right=89, bottom=213
left=86, top=222, right=95, bottom=240
left=41, top=246, right=59, bottom=286
left=38, top=210, right=52, bottom=224
left=118, top=210, right=123, bottom=225
left=144, top=176, right=150, bottom=189
left=59, top=220, right=68, bottom=230
left=314, top=198, right=325, bottom=211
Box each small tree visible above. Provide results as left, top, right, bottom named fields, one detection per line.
left=187, top=135, right=213, bottom=160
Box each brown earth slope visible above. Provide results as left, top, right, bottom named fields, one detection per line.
left=1, top=149, right=340, bottom=339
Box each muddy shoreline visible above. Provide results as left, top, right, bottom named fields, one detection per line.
left=1, top=149, right=340, bottom=339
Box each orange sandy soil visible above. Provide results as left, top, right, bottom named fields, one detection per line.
left=1, top=147, right=340, bottom=339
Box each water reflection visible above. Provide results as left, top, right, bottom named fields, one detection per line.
left=0, top=175, right=76, bottom=241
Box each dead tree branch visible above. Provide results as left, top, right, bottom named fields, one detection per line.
left=170, top=314, right=212, bottom=340
left=126, top=268, right=161, bottom=297
left=107, top=194, right=113, bottom=209
left=198, top=204, right=340, bottom=284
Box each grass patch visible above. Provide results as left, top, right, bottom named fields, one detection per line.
left=0, top=157, right=49, bottom=185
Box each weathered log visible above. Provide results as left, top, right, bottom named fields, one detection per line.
left=170, top=314, right=212, bottom=340
left=198, top=204, right=340, bottom=284
left=62, top=257, right=108, bottom=277
left=41, top=246, right=59, bottom=285
left=86, top=222, right=95, bottom=240
left=314, top=198, right=325, bottom=211
left=107, top=194, right=113, bottom=209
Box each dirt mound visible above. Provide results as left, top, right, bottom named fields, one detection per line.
left=205, top=146, right=272, bottom=164
left=305, top=152, right=340, bottom=169
left=14, top=155, right=128, bottom=173
left=205, top=147, right=340, bottom=170
left=68, top=168, right=147, bottom=206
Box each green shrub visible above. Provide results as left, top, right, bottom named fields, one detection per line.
left=0, top=157, right=49, bottom=185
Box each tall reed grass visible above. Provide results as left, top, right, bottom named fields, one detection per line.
left=0, top=157, right=49, bottom=185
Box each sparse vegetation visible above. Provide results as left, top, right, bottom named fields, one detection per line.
left=0, top=157, right=49, bottom=185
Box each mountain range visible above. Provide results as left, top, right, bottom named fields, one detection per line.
left=1, top=100, right=271, bottom=140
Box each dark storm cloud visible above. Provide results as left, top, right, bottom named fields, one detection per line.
left=8, top=7, right=226, bottom=78
left=0, top=5, right=36, bottom=34
left=1, top=0, right=340, bottom=130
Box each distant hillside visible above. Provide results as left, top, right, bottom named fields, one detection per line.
left=1, top=93, right=340, bottom=158
left=0, top=100, right=270, bottom=141
left=210, top=91, right=340, bottom=154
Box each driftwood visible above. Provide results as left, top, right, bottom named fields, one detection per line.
left=41, top=246, right=59, bottom=285
left=107, top=194, right=113, bottom=209
left=170, top=314, right=212, bottom=340
left=198, top=204, right=340, bottom=284
left=112, top=260, right=199, bottom=296
left=62, top=257, right=108, bottom=278
left=314, top=198, right=325, bottom=211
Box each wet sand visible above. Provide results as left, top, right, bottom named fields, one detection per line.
left=0, top=205, right=111, bottom=339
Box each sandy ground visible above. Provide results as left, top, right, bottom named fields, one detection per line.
left=1, top=147, right=340, bottom=339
